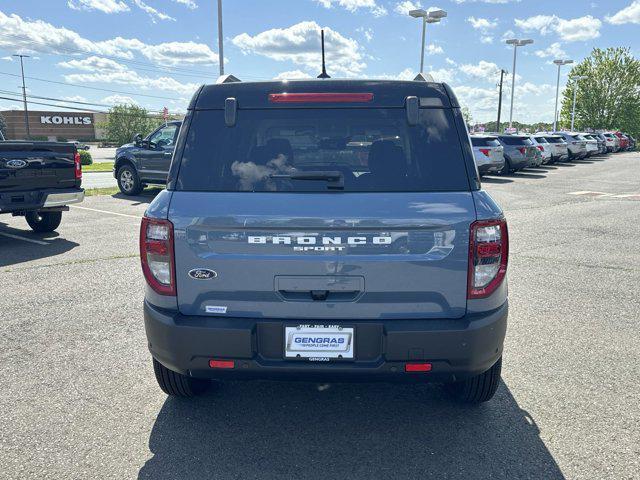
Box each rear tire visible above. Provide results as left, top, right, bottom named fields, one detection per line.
left=25, top=211, right=62, bottom=232
left=499, top=157, right=512, bottom=175
left=117, top=164, right=143, bottom=196
left=446, top=356, right=502, bottom=404
left=152, top=358, right=211, bottom=397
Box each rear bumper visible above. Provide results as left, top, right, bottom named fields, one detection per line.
left=478, top=163, right=503, bottom=174
left=144, top=300, right=508, bottom=383
left=0, top=188, right=84, bottom=214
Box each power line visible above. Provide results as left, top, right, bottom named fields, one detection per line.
left=0, top=89, right=113, bottom=108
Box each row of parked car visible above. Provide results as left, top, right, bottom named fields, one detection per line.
left=470, top=131, right=637, bottom=175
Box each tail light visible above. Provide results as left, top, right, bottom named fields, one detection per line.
left=537, top=145, right=544, bottom=151
left=479, top=148, right=490, bottom=157
left=74, top=152, right=82, bottom=179
left=140, top=217, right=176, bottom=296
left=468, top=219, right=508, bottom=299
left=269, top=93, right=374, bottom=103
left=517, top=147, right=526, bottom=154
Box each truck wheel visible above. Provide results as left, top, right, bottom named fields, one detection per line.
left=446, top=356, right=502, bottom=404
left=152, top=358, right=211, bottom=397
left=499, top=158, right=512, bottom=175
left=25, top=211, right=62, bottom=233
left=117, top=164, right=143, bottom=196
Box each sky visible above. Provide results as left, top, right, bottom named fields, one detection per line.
left=0, top=0, right=639, bottom=124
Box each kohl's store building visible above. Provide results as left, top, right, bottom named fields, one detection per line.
left=1, top=110, right=107, bottom=141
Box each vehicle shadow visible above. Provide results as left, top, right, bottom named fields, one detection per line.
left=480, top=176, right=513, bottom=184
left=503, top=171, right=547, bottom=179
left=139, top=380, right=565, bottom=480
left=0, top=223, right=79, bottom=268
left=111, top=187, right=163, bottom=206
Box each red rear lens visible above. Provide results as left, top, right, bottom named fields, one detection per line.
left=74, top=152, right=82, bottom=179
left=209, top=359, right=235, bottom=369
left=479, top=148, right=490, bottom=156
left=405, top=363, right=432, bottom=372
left=517, top=147, right=526, bottom=154
left=268, top=93, right=374, bottom=103
left=468, top=219, right=509, bottom=299
left=537, top=145, right=544, bottom=151
left=140, top=217, right=176, bottom=296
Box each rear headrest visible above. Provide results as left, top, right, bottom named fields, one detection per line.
left=265, top=138, right=293, bottom=161
left=368, top=140, right=406, bottom=177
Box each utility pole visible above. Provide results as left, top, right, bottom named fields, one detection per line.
left=496, top=69, right=506, bottom=133
left=13, top=54, right=30, bottom=139
left=217, top=0, right=224, bottom=76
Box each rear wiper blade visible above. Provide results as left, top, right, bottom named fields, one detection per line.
left=269, top=170, right=344, bottom=190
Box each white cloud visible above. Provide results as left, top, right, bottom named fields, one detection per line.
left=63, top=95, right=88, bottom=102
left=58, top=55, right=128, bottom=72
left=316, top=0, right=387, bottom=16
left=131, top=0, right=175, bottom=22
left=427, top=44, right=443, bottom=54
left=467, top=16, right=497, bottom=30
left=445, top=57, right=457, bottom=66
left=1, top=56, right=14, bottom=61
left=481, top=36, right=494, bottom=44
left=357, top=27, right=374, bottom=42
left=232, top=21, right=365, bottom=76
left=515, top=14, right=602, bottom=42
left=394, top=1, right=421, bottom=15
left=67, top=0, right=129, bottom=13
left=171, top=0, right=197, bottom=9
left=459, top=60, right=501, bottom=80
left=606, top=1, right=640, bottom=24
left=0, top=11, right=218, bottom=66
left=534, top=42, right=566, bottom=58
left=273, top=70, right=313, bottom=80
left=101, top=94, right=138, bottom=105
left=453, top=0, right=520, bottom=3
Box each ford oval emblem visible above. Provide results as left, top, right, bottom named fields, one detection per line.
left=188, top=268, right=217, bottom=280
left=6, top=159, right=27, bottom=169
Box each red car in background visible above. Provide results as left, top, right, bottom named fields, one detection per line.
left=614, top=132, right=629, bottom=150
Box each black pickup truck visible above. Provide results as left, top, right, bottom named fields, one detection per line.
left=0, top=141, right=84, bottom=232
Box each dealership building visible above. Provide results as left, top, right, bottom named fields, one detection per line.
left=1, top=110, right=108, bottom=141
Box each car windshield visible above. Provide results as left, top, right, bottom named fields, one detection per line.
left=176, top=108, right=469, bottom=192
left=499, top=136, right=533, bottom=146
left=471, top=137, right=500, bottom=147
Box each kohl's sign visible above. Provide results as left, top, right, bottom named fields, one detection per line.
left=40, top=115, right=92, bottom=126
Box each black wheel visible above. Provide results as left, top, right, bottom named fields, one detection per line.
left=117, top=164, right=143, bottom=196
left=446, top=356, right=502, bottom=404
left=25, top=211, right=62, bottom=232
left=499, top=157, right=512, bottom=175
left=152, top=358, right=211, bottom=397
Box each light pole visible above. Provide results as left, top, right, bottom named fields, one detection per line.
left=553, top=59, right=573, bottom=131
left=409, top=8, right=447, bottom=76
left=13, top=54, right=30, bottom=140
left=497, top=69, right=507, bottom=132
left=505, top=38, right=533, bottom=130
left=217, top=0, right=224, bottom=77
left=571, top=75, right=588, bottom=131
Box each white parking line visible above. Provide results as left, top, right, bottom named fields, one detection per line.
left=70, top=205, right=141, bottom=219
left=0, top=232, right=49, bottom=245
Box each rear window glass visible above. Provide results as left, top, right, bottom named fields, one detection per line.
left=499, top=136, right=532, bottom=146
left=534, top=137, right=548, bottom=143
left=176, top=108, right=469, bottom=192
left=544, top=137, right=563, bottom=143
left=471, top=137, right=500, bottom=147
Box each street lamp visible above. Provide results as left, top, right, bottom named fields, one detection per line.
left=410, top=8, right=447, bottom=77
left=553, top=59, right=573, bottom=131
left=571, top=75, right=588, bottom=131
left=505, top=38, right=533, bottom=129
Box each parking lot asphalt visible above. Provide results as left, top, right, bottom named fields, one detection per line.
left=1, top=153, right=639, bottom=479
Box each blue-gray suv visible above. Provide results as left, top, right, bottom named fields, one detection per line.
left=140, top=80, right=509, bottom=403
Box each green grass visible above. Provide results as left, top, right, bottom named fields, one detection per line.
left=84, top=187, right=120, bottom=197
left=83, top=162, right=114, bottom=172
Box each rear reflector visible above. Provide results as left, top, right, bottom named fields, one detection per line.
left=268, top=93, right=374, bottom=103
left=209, top=359, right=235, bottom=369
left=74, top=152, right=82, bottom=180
left=405, top=363, right=432, bottom=372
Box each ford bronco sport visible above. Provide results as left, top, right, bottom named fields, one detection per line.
left=141, top=79, right=509, bottom=403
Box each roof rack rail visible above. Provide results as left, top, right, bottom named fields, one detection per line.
left=216, top=74, right=241, bottom=84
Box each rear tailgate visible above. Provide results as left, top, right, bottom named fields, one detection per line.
left=171, top=192, right=475, bottom=320
left=0, top=142, right=78, bottom=192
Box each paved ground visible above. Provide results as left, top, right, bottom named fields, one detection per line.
left=83, top=171, right=118, bottom=189
left=1, top=152, right=639, bottom=479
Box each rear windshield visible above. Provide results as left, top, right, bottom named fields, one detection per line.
left=471, top=137, right=500, bottom=147
left=499, top=136, right=532, bottom=146
left=572, top=135, right=584, bottom=140
left=176, top=108, right=469, bottom=192
left=534, top=137, right=548, bottom=144
left=544, top=136, right=563, bottom=143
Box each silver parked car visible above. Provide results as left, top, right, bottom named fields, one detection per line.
left=555, top=132, right=587, bottom=160
left=529, top=136, right=552, bottom=164
left=470, top=135, right=505, bottom=175
left=579, top=134, right=599, bottom=157
left=539, top=134, right=569, bottom=163
left=602, top=133, right=620, bottom=152
left=497, top=135, right=539, bottom=172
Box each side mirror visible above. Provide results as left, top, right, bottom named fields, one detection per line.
left=132, top=133, right=143, bottom=146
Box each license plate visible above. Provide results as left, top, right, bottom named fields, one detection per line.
left=284, top=325, right=354, bottom=359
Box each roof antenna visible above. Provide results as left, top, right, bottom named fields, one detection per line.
left=317, top=29, right=331, bottom=79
